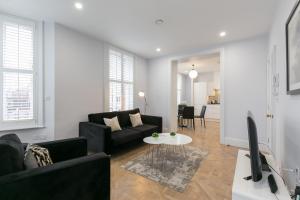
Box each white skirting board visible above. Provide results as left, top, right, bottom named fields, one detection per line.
left=224, top=137, right=249, bottom=148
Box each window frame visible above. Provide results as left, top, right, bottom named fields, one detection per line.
left=108, top=47, right=134, bottom=112
left=0, top=14, right=44, bottom=131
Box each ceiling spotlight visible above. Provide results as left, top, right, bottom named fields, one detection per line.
left=155, top=19, right=164, bottom=25
left=156, top=48, right=161, bottom=52
left=74, top=2, right=83, bottom=10
left=219, top=31, right=227, bottom=37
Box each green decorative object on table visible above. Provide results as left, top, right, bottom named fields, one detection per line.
left=152, top=132, right=159, bottom=138
left=170, top=132, right=176, bottom=136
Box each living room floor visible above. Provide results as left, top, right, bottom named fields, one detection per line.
left=111, top=119, right=238, bottom=200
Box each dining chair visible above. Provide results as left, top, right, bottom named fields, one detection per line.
left=200, top=105, right=207, bottom=128
left=177, top=104, right=186, bottom=127
left=181, top=106, right=195, bottom=130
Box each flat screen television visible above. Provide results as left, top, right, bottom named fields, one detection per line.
left=247, top=111, right=263, bottom=182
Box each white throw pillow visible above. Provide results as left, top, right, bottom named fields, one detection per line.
left=104, top=116, right=122, bottom=132
left=129, top=113, right=143, bottom=127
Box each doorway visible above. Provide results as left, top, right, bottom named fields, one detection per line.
left=266, top=45, right=278, bottom=159
left=171, top=49, right=225, bottom=144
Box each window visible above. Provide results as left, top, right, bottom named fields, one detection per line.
left=177, top=74, right=183, bottom=104
left=109, top=49, right=134, bottom=111
left=0, top=14, right=43, bottom=131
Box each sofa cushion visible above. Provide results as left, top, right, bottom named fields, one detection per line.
left=116, top=108, right=140, bottom=127
left=129, top=113, right=143, bottom=127
left=103, top=116, right=122, bottom=132
left=0, top=134, right=24, bottom=176
left=88, top=111, right=118, bottom=125
left=88, top=108, right=140, bottom=128
left=128, top=124, right=159, bottom=138
left=111, top=128, right=141, bottom=146
left=24, top=144, right=53, bottom=169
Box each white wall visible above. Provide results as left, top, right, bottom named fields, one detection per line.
left=223, top=36, right=268, bottom=145
left=134, top=56, right=148, bottom=114
left=148, top=35, right=268, bottom=146
left=54, top=24, right=148, bottom=139
left=147, top=58, right=172, bottom=131
left=268, top=0, right=300, bottom=189
left=54, top=24, right=104, bottom=139
left=0, top=22, right=148, bottom=142
left=194, top=71, right=220, bottom=96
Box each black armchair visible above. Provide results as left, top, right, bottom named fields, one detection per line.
left=0, top=137, right=110, bottom=200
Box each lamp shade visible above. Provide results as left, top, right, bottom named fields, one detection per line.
left=189, top=69, right=198, bottom=79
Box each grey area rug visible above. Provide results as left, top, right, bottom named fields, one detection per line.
left=121, top=145, right=208, bottom=192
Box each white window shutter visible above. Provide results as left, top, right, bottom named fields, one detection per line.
left=3, top=72, right=33, bottom=120
left=109, top=49, right=134, bottom=111
left=123, top=83, right=133, bottom=110
left=123, top=54, right=133, bottom=82
left=0, top=14, right=41, bottom=131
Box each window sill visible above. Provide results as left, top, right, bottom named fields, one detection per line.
left=0, top=125, right=45, bottom=132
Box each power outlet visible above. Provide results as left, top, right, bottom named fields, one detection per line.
left=282, top=167, right=300, bottom=183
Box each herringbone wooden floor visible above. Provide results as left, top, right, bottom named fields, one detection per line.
left=111, top=119, right=238, bottom=200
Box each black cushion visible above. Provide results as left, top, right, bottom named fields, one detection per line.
left=111, top=128, right=142, bottom=146
left=88, top=111, right=118, bottom=125
left=88, top=108, right=140, bottom=128
left=0, top=134, right=24, bottom=176
left=129, top=124, right=158, bottom=137
left=118, top=108, right=140, bottom=127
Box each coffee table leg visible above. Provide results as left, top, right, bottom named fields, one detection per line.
left=147, top=144, right=151, bottom=165
left=151, top=145, right=155, bottom=171
left=182, top=145, right=187, bottom=157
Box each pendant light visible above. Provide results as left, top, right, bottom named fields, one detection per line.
left=189, top=64, right=198, bottom=79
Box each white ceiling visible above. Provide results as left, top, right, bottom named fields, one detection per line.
left=178, top=53, right=220, bottom=74
left=0, top=0, right=277, bottom=59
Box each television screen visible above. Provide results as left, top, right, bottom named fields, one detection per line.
left=247, top=111, right=262, bottom=182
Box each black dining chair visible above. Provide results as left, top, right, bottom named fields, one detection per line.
left=181, top=106, right=195, bottom=130
left=177, top=104, right=187, bottom=126
left=200, top=105, right=207, bottom=128
left=178, top=104, right=186, bottom=115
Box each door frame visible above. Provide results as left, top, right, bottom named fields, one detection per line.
left=169, top=48, right=225, bottom=145
left=266, top=45, right=278, bottom=157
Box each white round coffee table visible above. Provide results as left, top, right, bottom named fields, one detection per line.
left=143, top=133, right=192, bottom=171
left=143, top=133, right=192, bottom=145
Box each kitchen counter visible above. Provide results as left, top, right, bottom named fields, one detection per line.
left=206, top=104, right=220, bottom=120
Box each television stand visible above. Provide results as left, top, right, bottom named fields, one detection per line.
left=260, top=153, right=271, bottom=172
left=232, top=150, right=291, bottom=200
left=245, top=153, right=271, bottom=173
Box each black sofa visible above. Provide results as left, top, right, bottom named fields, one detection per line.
left=0, top=136, right=110, bottom=200
left=79, top=108, right=162, bottom=154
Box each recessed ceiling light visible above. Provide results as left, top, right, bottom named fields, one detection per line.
left=155, top=19, right=164, bottom=25
left=219, top=31, right=227, bottom=37
left=74, top=2, right=83, bottom=10
left=156, top=48, right=161, bottom=52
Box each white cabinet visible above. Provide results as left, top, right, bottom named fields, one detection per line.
left=205, top=104, right=220, bottom=120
